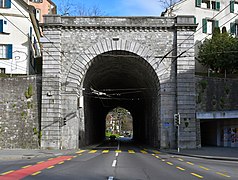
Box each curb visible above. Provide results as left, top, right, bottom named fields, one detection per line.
left=162, top=151, right=238, bottom=161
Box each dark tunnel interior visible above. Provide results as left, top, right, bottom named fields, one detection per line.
left=83, top=51, right=160, bottom=147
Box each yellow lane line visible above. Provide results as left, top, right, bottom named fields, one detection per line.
left=32, top=171, right=41, bottom=176
left=48, top=158, right=53, bottom=160
left=191, top=173, right=203, bottom=179
left=166, top=162, right=173, bottom=166
left=115, top=150, right=121, bottom=153
left=88, top=150, right=97, bottom=154
left=128, top=150, right=135, bottom=154
left=47, top=166, right=54, bottom=169
left=76, top=150, right=86, bottom=154
left=177, top=158, right=184, bottom=161
left=22, top=165, right=32, bottom=169
left=199, top=166, right=210, bottom=171
left=140, top=150, right=148, bottom=154
left=152, top=150, right=160, bottom=154
left=155, top=156, right=160, bottom=159
left=67, top=158, right=72, bottom=160
left=176, top=166, right=185, bottom=171
left=102, top=150, right=109, bottom=154
left=37, top=161, right=44, bottom=164
left=216, top=172, right=231, bottom=178
left=186, top=162, right=194, bottom=166
left=1, top=170, right=14, bottom=175
left=58, top=161, right=64, bottom=164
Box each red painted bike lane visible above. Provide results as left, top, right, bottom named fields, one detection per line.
left=0, top=156, right=73, bottom=180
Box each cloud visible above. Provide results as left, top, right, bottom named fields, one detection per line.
left=119, top=0, right=163, bottom=16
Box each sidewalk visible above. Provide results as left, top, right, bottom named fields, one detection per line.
left=162, top=146, right=238, bottom=161
left=0, top=149, right=77, bottom=161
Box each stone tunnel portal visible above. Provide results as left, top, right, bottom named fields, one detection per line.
left=82, top=50, right=160, bottom=147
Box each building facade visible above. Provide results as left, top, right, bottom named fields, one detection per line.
left=162, top=0, right=238, bottom=72
left=25, top=0, right=57, bottom=23
left=0, top=0, right=41, bottom=75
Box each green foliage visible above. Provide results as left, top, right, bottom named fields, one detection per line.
left=25, top=84, right=33, bottom=99
left=199, top=80, right=208, bottom=92
left=198, top=27, right=238, bottom=74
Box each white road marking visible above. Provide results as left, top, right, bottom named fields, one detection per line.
left=115, top=152, right=119, bottom=157
left=112, top=160, right=117, bottom=167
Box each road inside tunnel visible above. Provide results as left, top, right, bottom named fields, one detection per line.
left=82, top=51, right=160, bottom=147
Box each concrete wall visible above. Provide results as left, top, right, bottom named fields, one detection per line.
left=196, top=76, right=238, bottom=112
left=0, top=75, right=41, bottom=149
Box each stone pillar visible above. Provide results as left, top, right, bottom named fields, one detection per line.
left=41, top=15, right=62, bottom=149
left=175, top=16, right=197, bottom=149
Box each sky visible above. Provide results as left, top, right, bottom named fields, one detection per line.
left=53, top=0, right=164, bottom=16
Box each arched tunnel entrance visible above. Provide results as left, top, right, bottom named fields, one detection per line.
left=82, top=50, right=160, bottom=147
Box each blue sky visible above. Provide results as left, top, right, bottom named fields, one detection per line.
left=53, top=0, right=164, bottom=16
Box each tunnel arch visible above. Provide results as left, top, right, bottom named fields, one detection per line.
left=81, top=50, right=161, bottom=147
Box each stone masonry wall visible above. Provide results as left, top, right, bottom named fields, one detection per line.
left=0, top=75, right=41, bottom=149
left=196, top=76, right=238, bottom=112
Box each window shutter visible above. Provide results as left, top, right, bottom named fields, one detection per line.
left=202, top=19, right=207, bottom=33
left=230, top=22, right=236, bottom=34
left=6, top=0, right=11, bottom=8
left=196, top=0, right=201, bottom=7
left=0, top=20, right=3, bottom=32
left=194, top=17, right=197, bottom=24
left=216, top=1, right=220, bottom=10
left=230, top=1, right=235, bottom=13
left=214, top=20, right=219, bottom=28
left=7, top=44, right=12, bottom=59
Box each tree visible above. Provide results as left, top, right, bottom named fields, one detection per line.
left=159, top=0, right=181, bottom=16
left=58, top=0, right=105, bottom=16
left=198, top=27, right=238, bottom=74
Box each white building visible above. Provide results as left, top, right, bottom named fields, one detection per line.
left=162, top=0, right=238, bottom=72
left=0, top=0, right=41, bottom=75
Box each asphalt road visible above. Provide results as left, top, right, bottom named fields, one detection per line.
left=0, top=139, right=238, bottom=180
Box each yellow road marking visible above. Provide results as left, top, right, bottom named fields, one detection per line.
left=128, top=150, right=135, bottom=154
left=176, top=166, right=185, bottom=171
left=37, top=161, right=44, bottom=164
left=89, top=150, right=97, bottom=153
left=22, top=165, right=32, bottom=169
left=115, top=150, right=121, bottom=153
left=67, top=158, right=72, bottom=160
left=199, top=166, right=210, bottom=171
left=191, top=173, right=203, bottom=179
left=32, top=171, right=41, bottom=176
left=186, top=162, right=194, bottom=166
left=58, top=161, right=64, bottom=164
left=76, top=150, right=86, bottom=154
left=161, top=159, right=165, bottom=162
left=140, top=150, right=148, bottom=154
left=178, top=158, right=184, bottom=161
left=47, top=166, right=54, bottom=169
left=152, top=150, right=160, bottom=154
left=1, top=170, right=14, bottom=175
left=48, top=158, right=53, bottom=160
left=155, top=156, right=160, bottom=159
left=102, top=150, right=109, bottom=153
left=151, top=154, right=155, bottom=156
left=216, top=172, right=231, bottom=178
left=166, top=162, right=173, bottom=166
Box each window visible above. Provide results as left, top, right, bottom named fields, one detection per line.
left=0, top=68, right=5, bottom=74
left=0, top=0, right=11, bottom=8
left=0, top=19, right=8, bottom=33
left=197, top=0, right=220, bottom=10
left=230, top=22, right=238, bottom=35
left=230, top=1, right=238, bottom=13
left=0, top=44, right=12, bottom=59
left=202, top=19, right=219, bottom=34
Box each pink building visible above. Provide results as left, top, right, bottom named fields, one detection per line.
left=25, top=0, right=57, bottom=23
